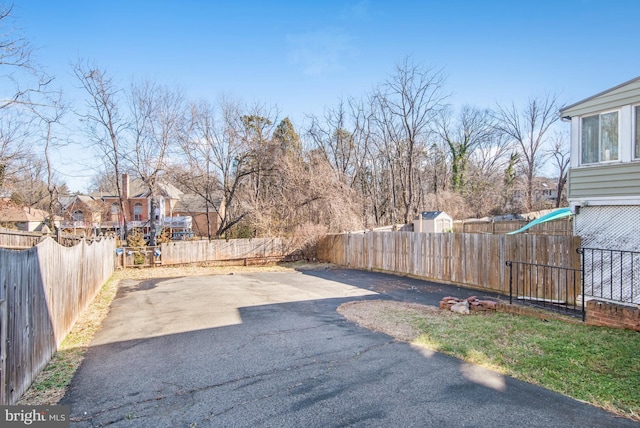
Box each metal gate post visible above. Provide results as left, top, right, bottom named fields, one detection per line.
left=577, top=248, right=586, bottom=322
left=506, top=261, right=513, bottom=304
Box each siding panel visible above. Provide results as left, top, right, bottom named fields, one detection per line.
left=561, top=78, right=640, bottom=117
left=568, top=163, right=640, bottom=200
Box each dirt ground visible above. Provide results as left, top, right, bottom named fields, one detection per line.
left=337, top=299, right=452, bottom=342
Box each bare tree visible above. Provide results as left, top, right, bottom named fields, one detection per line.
left=0, top=5, right=52, bottom=191
left=128, top=80, right=185, bottom=245
left=11, top=157, right=48, bottom=208
left=371, top=57, right=449, bottom=223
left=0, top=5, right=51, bottom=110
left=0, top=111, right=31, bottom=188
left=307, top=99, right=363, bottom=186
left=74, top=62, right=130, bottom=238
left=436, top=105, right=495, bottom=192
left=495, top=94, right=561, bottom=211
left=240, top=107, right=279, bottom=224
left=28, top=90, right=67, bottom=228
left=176, top=97, right=254, bottom=238
left=469, top=128, right=513, bottom=178
left=547, top=131, right=570, bottom=208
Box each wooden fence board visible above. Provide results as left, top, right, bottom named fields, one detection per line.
left=0, top=229, right=42, bottom=249
left=157, top=238, right=294, bottom=266
left=453, top=217, right=573, bottom=235
left=0, top=237, right=115, bottom=404
left=317, top=232, right=581, bottom=297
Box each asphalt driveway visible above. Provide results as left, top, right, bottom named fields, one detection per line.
left=61, top=268, right=638, bottom=427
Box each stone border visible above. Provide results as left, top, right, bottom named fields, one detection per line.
left=439, top=296, right=582, bottom=324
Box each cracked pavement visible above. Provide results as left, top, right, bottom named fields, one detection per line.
left=61, top=269, right=639, bottom=427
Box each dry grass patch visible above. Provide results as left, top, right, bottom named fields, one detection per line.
left=338, top=299, right=454, bottom=342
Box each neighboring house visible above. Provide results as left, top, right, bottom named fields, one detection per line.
left=173, top=193, right=225, bottom=239
left=414, top=211, right=453, bottom=233
left=59, top=194, right=107, bottom=234
left=560, top=76, right=640, bottom=251
left=0, top=200, right=55, bottom=232
left=58, top=174, right=224, bottom=240
left=510, top=177, right=564, bottom=209
left=95, top=174, right=189, bottom=239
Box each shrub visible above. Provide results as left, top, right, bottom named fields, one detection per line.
left=290, top=223, right=328, bottom=260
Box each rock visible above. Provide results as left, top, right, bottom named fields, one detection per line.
left=450, top=300, right=470, bottom=315
left=478, top=300, right=497, bottom=310
left=465, top=296, right=478, bottom=302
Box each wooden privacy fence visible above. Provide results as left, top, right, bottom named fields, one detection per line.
left=0, top=228, right=106, bottom=249
left=317, top=232, right=581, bottom=296
left=158, top=238, right=296, bottom=266
left=453, top=217, right=573, bottom=235
left=0, top=229, right=42, bottom=249
left=0, top=237, right=115, bottom=405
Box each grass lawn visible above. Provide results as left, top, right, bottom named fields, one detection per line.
left=410, top=311, right=639, bottom=420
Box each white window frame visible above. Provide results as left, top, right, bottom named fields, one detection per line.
left=634, top=105, right=640, bottom=160
left=580, top=109, right=620, bottom=165
left=110, top=202, right=119, bottom=221
left=133, top=203, right=143, bottom=221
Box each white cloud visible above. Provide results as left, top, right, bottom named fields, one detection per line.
left=339, top=0, right=371, bottom=22
left=286, top=28, right=357, bottom=77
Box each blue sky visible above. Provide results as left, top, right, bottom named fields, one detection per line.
left=13, top=0, right=640, bottom=191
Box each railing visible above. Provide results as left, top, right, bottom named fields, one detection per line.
left=60, top=221, right=96, bottom=229
left=506, top=260, right=584, bottom=320
left=579, top=247, right=640, bottom=305
left=115, top=246, right=161, bottom=268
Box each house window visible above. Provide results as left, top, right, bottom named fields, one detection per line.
left=110, top=203, right=119, bottom=222
left=635, top=106, right=640, bottom=159
left=134, top=203, right=143, bottom=221
left=72, top=210, right=84, bottom=222
left=581, top=111, right=618, bottom=164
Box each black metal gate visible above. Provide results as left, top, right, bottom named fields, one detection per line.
left=580, top=247, right=640, bottom=305
left=505, top=260, right=584, bottom=320
left=507, top=247, right=640, bottom=321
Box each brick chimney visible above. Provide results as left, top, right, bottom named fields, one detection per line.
left=122, top=173, right=130, bottom=200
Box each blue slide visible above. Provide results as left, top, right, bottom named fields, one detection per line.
left=506, top=207, right=573, bottom=235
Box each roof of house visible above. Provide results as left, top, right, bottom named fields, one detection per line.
left=174, top=193, right=223, bottom=214
left=0, top=201, right=49, bottom=223
left=92, top=178, right=184, bottom=200
left=128, top=178, right=183, bottom=199
left=419, top=211, right=451, bottom=220
left=560, top=75, right=640, bottom=118
left=60, top=195, right=105, bottom=212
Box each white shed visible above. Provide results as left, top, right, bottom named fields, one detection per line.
left=414, top=211, right=453, bottom=233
